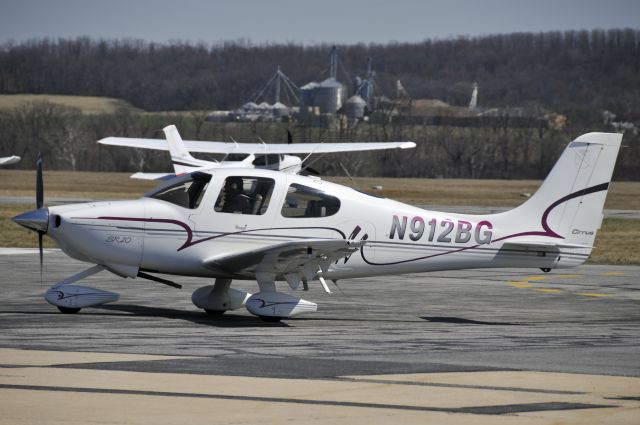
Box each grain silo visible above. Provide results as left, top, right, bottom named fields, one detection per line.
left=299, top=78, right=346, bottom=114
left=345, top=95, right=366, bottom=119
left=299, top=46, right=346, bottom=114
left=314, top=77, right=345, bottom=113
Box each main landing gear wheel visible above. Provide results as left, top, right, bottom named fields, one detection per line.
left=204, top=309, right=226, bottom=316
left=57, top=306, right=81, bottom=314
left=259, top=315, right=282, bottom=323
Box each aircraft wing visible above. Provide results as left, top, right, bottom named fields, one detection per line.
left=203, top=238, right=365, bottom=290
left=98, top=137, right=416, bottom=154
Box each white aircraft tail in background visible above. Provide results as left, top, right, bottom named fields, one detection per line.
left=163, top=124, right=211, bottom=174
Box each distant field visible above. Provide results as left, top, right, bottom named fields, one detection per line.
left=0, top=94, right=141, bottom=114
left=1, top=170, right=638, bottom=264
left=328, top=177, right=640, bottom=210
left=0, top=170, right=638, bottom=208
left=0, top=94, right=205, bottom=116
left=0, top=170, right=157, bottom=199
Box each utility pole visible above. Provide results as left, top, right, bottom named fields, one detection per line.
left=329, top=46, right=337, bottom=79
left=275, top=66, right=281, bottom=103
left=365, top=57, right=373, bottom=104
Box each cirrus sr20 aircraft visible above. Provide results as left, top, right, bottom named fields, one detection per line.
left=13, top=132, right=621, bottom=321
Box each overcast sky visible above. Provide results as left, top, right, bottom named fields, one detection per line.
left=1, top=0, right=638, bottom=45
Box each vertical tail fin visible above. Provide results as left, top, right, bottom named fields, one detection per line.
left=162, top=125, right=208, bottom=174
left=501, top=133, right=622, bottom=251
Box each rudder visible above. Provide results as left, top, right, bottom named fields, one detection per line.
left=505, top=133, right=622, bottom=249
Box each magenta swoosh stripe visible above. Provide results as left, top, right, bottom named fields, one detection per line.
left=360, top=182, right=609, bottom=266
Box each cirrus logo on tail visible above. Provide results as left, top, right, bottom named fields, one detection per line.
left=572, top=229, right=595, bottom=236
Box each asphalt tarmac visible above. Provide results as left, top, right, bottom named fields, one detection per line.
left=1, top=250, right=639, bottom=424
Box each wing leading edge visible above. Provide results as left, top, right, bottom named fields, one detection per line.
left=98, top=137, right=416, bottom=154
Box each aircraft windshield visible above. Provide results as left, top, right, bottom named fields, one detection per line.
left=146, top=173, right=211, bottom=209
left=281, top=184, right=340, bottom=218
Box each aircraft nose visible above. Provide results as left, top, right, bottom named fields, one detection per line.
left=13, top=208, right=49, bottom=233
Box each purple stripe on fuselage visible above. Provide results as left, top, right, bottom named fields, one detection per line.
left=360, top=182, right=609, bottom=266
left=84, top=216, right=346, bottom=251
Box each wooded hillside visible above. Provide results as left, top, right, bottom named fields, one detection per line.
left=1, top=29, right=638, bottom=119
left=0, top=30, right=638, bottom=180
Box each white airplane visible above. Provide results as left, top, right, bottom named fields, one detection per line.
left=0, top=155, right=20, bottom=166
left=98, top=125, right=416, bottom=179
left=13, top=133, right=621, bottom=321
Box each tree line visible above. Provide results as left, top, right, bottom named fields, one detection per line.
left=1, top=29, right=639, bottom=120
left=0, top=30, right=638, bottom=180
left=1, top=102, right=637, bottom=180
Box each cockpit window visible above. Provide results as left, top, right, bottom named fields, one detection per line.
left=225, top=153, right=249, bottom=161
left=214, top=176, right=275, bottom=215
left=146, top=173, right=211, bottom=209
left=281, top=184, right=340, bottom=218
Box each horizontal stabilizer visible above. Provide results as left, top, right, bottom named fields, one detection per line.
left=502, top=241, right=592, bottom=250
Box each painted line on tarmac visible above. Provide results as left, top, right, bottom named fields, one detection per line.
left=576, top=292, right=610, bottom=298
left=335, top=377, right=584, bottom=395
left=0, top=384, right=614, bottom=415
left=507, top=274, right=610, bottom=298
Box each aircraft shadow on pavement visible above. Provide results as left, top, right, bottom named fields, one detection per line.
left=1, top=306, right=288, bottom=327
left=92, top=304, right=291, bottom=328
left=422, top=316, right=520, bottom=326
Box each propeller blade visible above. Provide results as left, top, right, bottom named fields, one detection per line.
left=287, top=130, right=293, bottom=145
left=36, top=152, right=43, bottom=209
left=38, top=231, right=43, bottom=283
left=36, top=152, right=45, bottom=283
